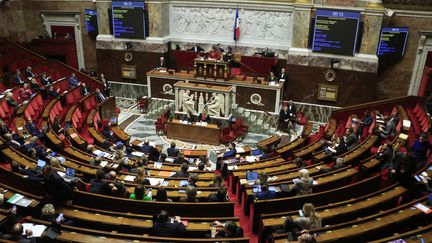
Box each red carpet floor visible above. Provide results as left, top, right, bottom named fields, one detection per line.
left=226, top=178, right=258, bottom=243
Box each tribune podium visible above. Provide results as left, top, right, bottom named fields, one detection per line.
left=194, top=59, right=229, bottom=80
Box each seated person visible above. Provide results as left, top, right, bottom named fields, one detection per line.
left=209, top=174, right=224, bottom=187
left=25, top=117, right=41, bottom=137
left=189, top=45, right=204, bottom=52
left=377, top=142, right=394, bottom=169
left=267, top=71, right=278, bottom=84
left=156, top=56, right=166, bottom=69
left=208, top=186, right=228, bottom=202
left=52, top=116, right=64, bottom=134
left=141, top=140, right=154, bottom=154
left=48, top=85, right=60, bottom=98
left=173, top=152, right=188, bottom=164
left=40, top=72, right=52, bottom=85
left=89, top=67, right=97, bottom=78
left=153, top=188, right=173, bottom=202
left=68, top=72, right=80, bottom=88
left=148, top=144, right=162, bottom=162
left=89, top=169, right=112, bottom=195
left=208, top=45, right=222, bottom=60
left=151, top=210, right=186, bottom=237
left=95, top=88, right=106, bottom=102
left=186, top=174, right=198, bottom=187
left=179, top=185, right=199, bottom=202
left=101, top=124, right=115, bottom=141
left=40, top=203, right=73, bottom=225
left=183, top=111, right=195, bottom=124
left=295, top=203, right=322, bottom=230
left=171, top=163, right=190, bottom=178
left=167, top=142, right=179, bottom=157
left=13, top=70, right=24, bottom=85
left=6, top=92, right=18, bottom=110
left=292, top=169, right=313, bottom=195
left=79, top=82, right=90, bottom=96
left=0, top=223, right=35, bottom=243
left=17, top=83, right=32, bottom=101
left=104, top=170, right=117, bottom=181
left=25, top=66, right=36, bottom=79
left=29, top=78, right=42, bottom=93
left=220, top=142, right=237, bottom=159
left=325, top=136, right=347, bottom=157
left=198, top=109, right=210, bottom=123
left=316, top=158, right=345, bottom=174
left=379, top=112, right=399, bottom=138
left=0, top=119, right=11, bottom=138
left=129, top=184, right=152, bottom=201
left=254, top=183, right=278, bottom=200
left=210, top=220, right=244, bottom=239
left=344, top=128, right=358, bottom=150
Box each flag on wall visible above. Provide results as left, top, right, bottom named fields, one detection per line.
left=234, top=7, right=240, bottom=41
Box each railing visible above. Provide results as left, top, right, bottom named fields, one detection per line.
left=383, top=0, right=432, bottom=11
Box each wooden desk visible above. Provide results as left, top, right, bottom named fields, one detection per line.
left=166, top=119, right=220, bottom=145
left=257, top=134, right=281, bottom=151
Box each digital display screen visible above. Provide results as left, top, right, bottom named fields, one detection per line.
left=312, top=9, right=361, bottom=56
left=377, top=27, right=409, bottom=57
left=112, top=0, right=146, bottom=39
left=85, top=9, right=98, bottom=34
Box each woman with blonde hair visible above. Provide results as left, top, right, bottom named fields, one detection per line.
left=134, top=167, right=145, bottom=184
left=50, top=157, right=65, bottom=171
left=295, top=203, right=322, bottom=230
left=292, top=169, right=313, bottom=195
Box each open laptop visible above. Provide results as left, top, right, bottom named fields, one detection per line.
left=246, top=171, right=259, bottom=184
left=251, top=149, right=262, bottom=156
left=62, top=168, right=76, bottom=182
left=37, top=159, right=46, bottom=169
left=252, top=184, right=261, bottom=193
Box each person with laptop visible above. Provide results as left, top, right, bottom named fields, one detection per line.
left=255, top=183, right=278, bottom=200
left=89, top=169, right=112, bottom=195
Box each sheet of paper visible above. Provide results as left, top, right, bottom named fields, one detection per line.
left=100, top=161, right=108, bottom=167
left=131, top=151, right=144, bottom=157
left=236, top=147, right=245, bottom=153
left=148, top=178, right=164, bottom=186
left=31, top=225, right=47, bottom=237
left=124, top=175, right=136, bottom=182
left=7, top=194, right=24, bottom=204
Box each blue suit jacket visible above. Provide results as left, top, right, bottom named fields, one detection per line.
left=25, top=122, right=41, bottom=137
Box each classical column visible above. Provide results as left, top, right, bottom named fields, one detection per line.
left=357, top=0, right=384, bottom=8
left=359, top=0, right=384, bottom=55
left=147, top=1, right=169, bottom=37
left=96, top=0, right=112, bottom=36
left=291, top=0, right=313, bottom=50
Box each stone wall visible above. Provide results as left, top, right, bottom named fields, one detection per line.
left=0, top=0, right=97, bottom=70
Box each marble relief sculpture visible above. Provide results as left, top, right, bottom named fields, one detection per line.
left=171, top=7, right=293, bottom=42
left=179, top=90, right=195, bottom=114
left=206, top=93, right=225, bottom=117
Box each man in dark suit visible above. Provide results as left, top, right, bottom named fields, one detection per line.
left=40, top=72, right=52, bottom=85
left=26, top=165, right=73, bottom=205
left=141, top=140, right=154, bottom=154
left=279, top=102, right=296, bottom=133
left=173, top=152, right=188, bottom=164
left=156, top=57, right=166, bottom=69
left=167, top=142, right=179, bottom=157
left=171, top=163, right=190, bottom=178
left=279, top=68, right=289, bottom=82
left=89, top=169, right=111, bottom=195
left=344, top=128, right=358, bottom=150
left=95, top=88, right=106, bottom=103
left=24, top=117, right=41, bottom=137
left=80, top=83, right=90, bottom=96
left=68, top=73, right=79, bottom=88
left=1, top=223, right=36, bottom=243
left=210, top=220, right=244, bottom=239
left=152, top=210, right=186, bottom=237
left=24, top=66, right=36, bottom=79
left=356, top=110, right=373, bottom=137
left=189, top=45, right=204, bottom=52
left=48, top=85, right=60, bottom=98
left=13, top=69, right=24, bottom=85
left=255, top=184, right=278, bottom=200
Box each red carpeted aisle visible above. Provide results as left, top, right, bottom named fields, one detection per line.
left=226, top=178, right=258, bottom=243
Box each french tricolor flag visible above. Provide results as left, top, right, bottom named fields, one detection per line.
left=234, top=7, right=240, bottom=41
